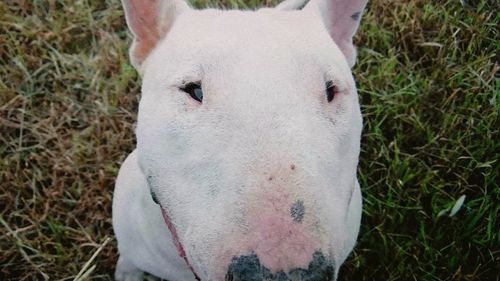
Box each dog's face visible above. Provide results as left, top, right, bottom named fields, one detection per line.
left=123, top=0, right=367, bottom=279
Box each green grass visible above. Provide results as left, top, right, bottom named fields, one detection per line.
left=0, top=0, right=498, bottom=280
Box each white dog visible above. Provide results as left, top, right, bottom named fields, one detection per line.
left=112, top=0, right=368, bottom=280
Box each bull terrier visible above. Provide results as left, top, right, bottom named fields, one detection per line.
left=112, top=0, right=368, bottom=280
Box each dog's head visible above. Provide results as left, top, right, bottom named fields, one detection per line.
left=122, top=0, right=367, bottom=279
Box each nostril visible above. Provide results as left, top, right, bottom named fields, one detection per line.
left=290, top=200, right=305, bottom=223
left=226, top=251, right=335, bottom=281
left=289, top=251, right=335, bottom=280
left=226, top=253, right=272, bottom=281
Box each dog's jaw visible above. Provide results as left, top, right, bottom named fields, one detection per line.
left=160, top=207, right=201, bottom=280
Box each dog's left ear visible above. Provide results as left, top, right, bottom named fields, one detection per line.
left=122, top=0, right=190, bottom=73
left=275, top=0, right=311, bottom=10
left=302, top=0, right=368, bottom=68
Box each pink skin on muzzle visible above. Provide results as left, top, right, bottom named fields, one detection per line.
left=217, top=185, right=322, bottom=278
left=161, top=176, right=323, bottom=280
left=244, top=186, right=320, bottom=270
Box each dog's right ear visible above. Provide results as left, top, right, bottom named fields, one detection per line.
left=303, top=0, right=368, bottom=68
left=122, top=0, right=190, bottom=73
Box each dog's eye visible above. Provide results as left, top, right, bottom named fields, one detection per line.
left=325, top=81, right=337, bottom=103
left=182, top=83, right=203, bottom=103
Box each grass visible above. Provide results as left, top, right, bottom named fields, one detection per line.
left=0, top=0, right=498, bottom=280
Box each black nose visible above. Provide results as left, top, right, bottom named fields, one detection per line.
left=225, top=251, right=335, bottom=281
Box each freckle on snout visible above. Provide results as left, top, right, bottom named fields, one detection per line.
left=290, top=164, right=295, bottom=170
left=290, top=200, right=305, bottom=223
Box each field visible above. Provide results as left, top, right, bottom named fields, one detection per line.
left=0, top=0, right=498, bottom=280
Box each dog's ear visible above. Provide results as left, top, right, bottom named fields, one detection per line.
left=304, top=0, right=368, bottom=68
left=275, top=0, right=311, bottom=10
left=122, top=0, right=190, bottom=73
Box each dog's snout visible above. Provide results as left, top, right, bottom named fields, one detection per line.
left=225, top=251, right=335, bottom=281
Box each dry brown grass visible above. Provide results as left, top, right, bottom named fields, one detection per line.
left=1, top=0, right=138, bottom=279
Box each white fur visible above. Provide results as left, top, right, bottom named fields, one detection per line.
left=113, top=0, right=366, bottom=280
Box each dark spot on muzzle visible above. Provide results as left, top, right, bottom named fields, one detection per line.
left=226, top=251, right=335, bottom=281
left=290, top=200, right=305, bottom=223
left=351, top=11, right=361, bottom=21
